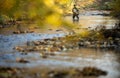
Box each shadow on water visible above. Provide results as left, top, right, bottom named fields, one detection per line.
left=73, top=19, right=79, bottom=24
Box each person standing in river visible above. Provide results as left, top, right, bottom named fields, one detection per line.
left=72, top=5, right=79, bottom=21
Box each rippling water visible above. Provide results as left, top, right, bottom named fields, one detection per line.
left=65, top=11, right=119, bottom=29
left=0, top=11, right=120, bottom=78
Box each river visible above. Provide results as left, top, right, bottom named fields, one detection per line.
left=0, top=11, right=120, bottom=78
left=65, top=10, right=119, bottom=29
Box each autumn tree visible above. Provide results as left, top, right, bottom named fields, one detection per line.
left=0, top=0, right=95, bottom=27
left=110, top=0, right=120, bottom=18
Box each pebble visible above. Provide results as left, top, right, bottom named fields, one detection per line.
left=14, top=46, right=24, bottom=52
left=16, top=58, right=29, bottom=63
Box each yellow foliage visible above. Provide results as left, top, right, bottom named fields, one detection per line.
left=78, top=29, right=90, bottom=37
left=0, top=0, right=15, bottom=12
left=76, top=0, right=95, bottom=8
left=45, top=13, right=61, bottom=28
left=44, top=0, right=54, bottom=7
left=55, top=0, right=69, bottom=5
left=0, top=0, right=96, bottom=31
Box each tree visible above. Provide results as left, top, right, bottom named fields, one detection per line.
left=111, top=0, right=120, bottom=18
left=0, top=0, right=95, bottom=28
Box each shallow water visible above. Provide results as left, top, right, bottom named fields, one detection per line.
left=0, top=11, right=120, bottom=78
left=0, top=48, right=120, bottom=78
left=65, top=11, right=119, bottom=29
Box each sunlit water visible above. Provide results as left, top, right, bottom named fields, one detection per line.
left=65, top=11, right=119, bottom=29
left=0, top=11, right=120, bottom=78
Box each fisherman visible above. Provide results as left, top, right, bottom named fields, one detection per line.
left=72, top=5, right=79, bottom=21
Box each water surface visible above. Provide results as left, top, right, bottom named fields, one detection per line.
left=0, top=11, right=120, bottom=78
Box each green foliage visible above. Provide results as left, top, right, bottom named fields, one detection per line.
left=0, top=0, right=61, bottom=26
left=0, top=0, right=96, bottom=27
left=91, top=0, right=120, bottom=18
left=89, top=0, right=112, bottom=10
left=110, top=0, right=120, bottom=18
left=0, top=15, right=10, bottom=24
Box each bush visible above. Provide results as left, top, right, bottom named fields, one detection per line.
left=0, top=15, right=10, bottom=24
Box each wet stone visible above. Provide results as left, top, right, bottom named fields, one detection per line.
left=81, top=67, right=107, bottom=77
left=27, top=30, right=34, bottom=33
left=20, top=31, right=27, bottom=33
left=20, top=52, right=28, bottom=55
left=13, top=31, right=21, bottom=34
left=26, top=41, right=35, bottom=46
left=14, top=46, right=24, bottom=52
left=33, top=41, right=40, bottom=45
left=16, top=58, right=30, bottom=63
left=40, top=53, right=48, bottom=58
left=13, top=30, right=34, bottom=34
left=48, top=71, right=69, bottom=78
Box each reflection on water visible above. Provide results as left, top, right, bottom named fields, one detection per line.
left=0, top=48, right=120, bottom=78
left=68, top=48, right=120, bottom=78
left=0, top=11, right=120, bottom=78
left=0, top=11, right=119, bottom=35
left=65, top=15, right=119, bottom=29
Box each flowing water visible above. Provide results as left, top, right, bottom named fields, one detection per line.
left=65, top=11, right=119, bottom=29
left=0, top=11, right=120, bottom=78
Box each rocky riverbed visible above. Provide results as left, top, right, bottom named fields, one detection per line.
left=0, top=32, right=120, bottom=78
left=0, top=11, right=120, bottom=78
